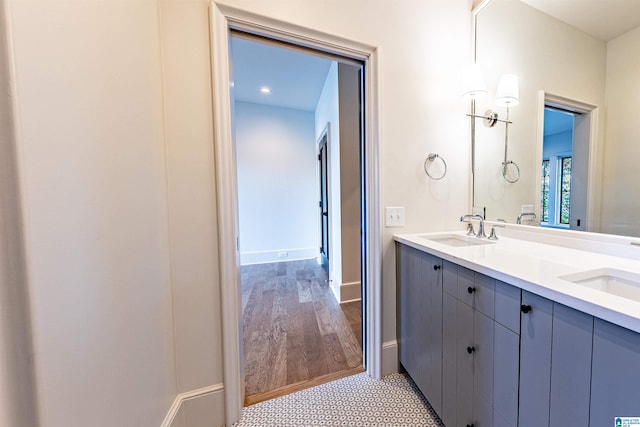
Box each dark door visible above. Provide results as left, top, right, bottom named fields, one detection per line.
left=318, top=133, right=329, bottom=272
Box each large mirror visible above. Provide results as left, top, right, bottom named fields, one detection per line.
left=472, top=0, right=640, bottom=237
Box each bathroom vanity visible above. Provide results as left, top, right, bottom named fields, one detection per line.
left=395, top=227, right=640, bottom=427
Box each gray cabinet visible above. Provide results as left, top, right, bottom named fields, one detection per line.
left=590, top=318, right=640, bottom=427
left=395, top=243, right=443, bottom=415
left=549, top=303, right=593, bottom=427
left=519, top=291, right=594, bottom=427
left=442, top=261, right=519, bottom=427
left=397, top=242, right=640, bottom=427
left=519, top=292, right=553, bottom=427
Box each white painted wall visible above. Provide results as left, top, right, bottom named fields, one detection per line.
left=235, top=101, right=317, bottom=264
left=474, top=0, right=606, bottom=223
left=159, top=0, right=225, bottom=425
left=336, top=63, right=362, bottom=300
left=601, top=25, right=640, bottom=236
left=0, top=3, right=37, bottom=426
left=2, top=0, right=473, bottom=425
left=315, top=63, right=342, bottom=295
left=314, top=62, right=362, bottom=302
left=6, top=1, right=177, bottom=425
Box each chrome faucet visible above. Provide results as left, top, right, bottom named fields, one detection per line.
left=460, top=214, right=486, bottom=238
left=516, top=212, right=537, bottom=224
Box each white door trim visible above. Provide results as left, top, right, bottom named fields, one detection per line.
left=534, top=91, right=600, bottom=231
left=208, top=3, right=382, bottom=426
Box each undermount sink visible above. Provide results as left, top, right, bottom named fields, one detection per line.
left=417, top=233, right=495, bottom=247
left=559, top=268, right=640, bottom=303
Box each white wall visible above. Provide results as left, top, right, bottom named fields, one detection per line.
left=235, top=101, right=317, bottom=264
left=314, top=62, right=362, bottom=302
left=315, top=62, right=342, bottom=294
left=474, top=0, right=606, bottom=223
left=601, top=26, right=640, bottom=236
left=2, top=0, right=473, bottom=425
left=159, top=0, right=225, bottom=425
left=6, top=1, right=177, bottom=425
left=337, top=63, right=362, bottom=300
left=0, top=3, right=37, bottom=425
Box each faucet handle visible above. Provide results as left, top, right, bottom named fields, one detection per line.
left=465, top=222, right=476, bottom=236
left=488, top=223, right=506, bottom=240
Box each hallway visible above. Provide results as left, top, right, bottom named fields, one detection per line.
left=241, top=259, right=363, bottom=404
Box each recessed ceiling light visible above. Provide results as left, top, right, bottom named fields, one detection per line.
left=260, top=86, right=272, bottom=94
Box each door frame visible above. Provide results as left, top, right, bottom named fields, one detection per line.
left=317, top=124, right=330, bottom=272
left=209, top=2, right=382, bottom=425
left=534, top=91, right=599, bottom=232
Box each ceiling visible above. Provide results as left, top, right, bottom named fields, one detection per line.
left=520, top=0, right=640, bottom=41
left=230, top=36, right=333, bottom=112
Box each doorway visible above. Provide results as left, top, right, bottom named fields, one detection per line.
left=539, top=95, right=595, bottom=231
left=231, top=32, right=365, bottom=406
left=210, top=5, right=382, bottom=424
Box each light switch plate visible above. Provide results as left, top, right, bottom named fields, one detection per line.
left=385, top=206, right=405, bottom=227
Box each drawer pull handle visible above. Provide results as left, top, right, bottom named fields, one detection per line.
left=467, top=346, right=475, bottom=354
left=467, top=424, right=475, bottom=427
left=467, top=286, right=476, bottom=294
left=521, top=304, right=532, bottom=314
left=433, top=265, right=441, bottom=271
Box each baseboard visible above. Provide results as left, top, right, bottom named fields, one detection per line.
left=339, top=281, right=361, bottom=303
left=240, top=247, right=316, bottom=265
left=162, top=383, right=225, bottom=427
left=381, top=340, right=399, bottom=376
left=329, top=278, right=362, bottom=303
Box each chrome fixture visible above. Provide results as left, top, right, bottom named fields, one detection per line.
left=460, top=214, right=486, bottom=238
left=488, top=223, right=506, bottom=240
left=424, top=153, right=447, bottom=180
left=464, top=69, right=521, bottom=184
left=516, top=212, right=537, bottom=224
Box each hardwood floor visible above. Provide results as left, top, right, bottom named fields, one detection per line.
left=241, top=259, right=363, bottom=405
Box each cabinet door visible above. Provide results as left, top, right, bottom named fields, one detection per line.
left=549, top=303, right=593, bottom=427
left=442, top=292, right=457, bottom=427
left=590, top=318, right=640, bottom=427
left=473, top=311, right=494, bottom=427
left=519, top=291, right=553, bottom=427
left=494, top=323, right=519, bottom=427
left=443, top=260, right=458, bottom=296
left=396, top=244, right=417, bottom=376
left=495, top=280, right=521, bottom=333
left=456, top=300, right=474, bottom=427
left=419, top=251, right=443, bottom=415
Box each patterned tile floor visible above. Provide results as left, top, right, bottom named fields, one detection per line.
left=233, top=372, right=444, bottom=426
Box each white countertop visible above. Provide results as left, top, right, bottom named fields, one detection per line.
left=394, top=230, right=640, bottom=334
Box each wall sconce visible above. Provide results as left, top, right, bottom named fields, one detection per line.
left=465, top=71, right=521, bottom=183
left=462, top=63, right=487, bottom=183
left=495, top=74, right=519, bottom=107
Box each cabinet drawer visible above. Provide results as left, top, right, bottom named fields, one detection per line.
left=456, top=265, right=475, bottom=304
left=457, top=268, right=495, bottom=319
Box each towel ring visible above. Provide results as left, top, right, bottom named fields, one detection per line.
left=424, top=153, right=447, bottom=180
left=502, top=160, right=520, bottom=183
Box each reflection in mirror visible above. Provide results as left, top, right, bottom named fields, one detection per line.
left=472, top=0, right=640, bottom=237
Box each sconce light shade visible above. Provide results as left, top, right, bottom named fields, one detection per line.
left=495, top=74, right=519, bottom=106
left=461, top=63, right=487, bottom=99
